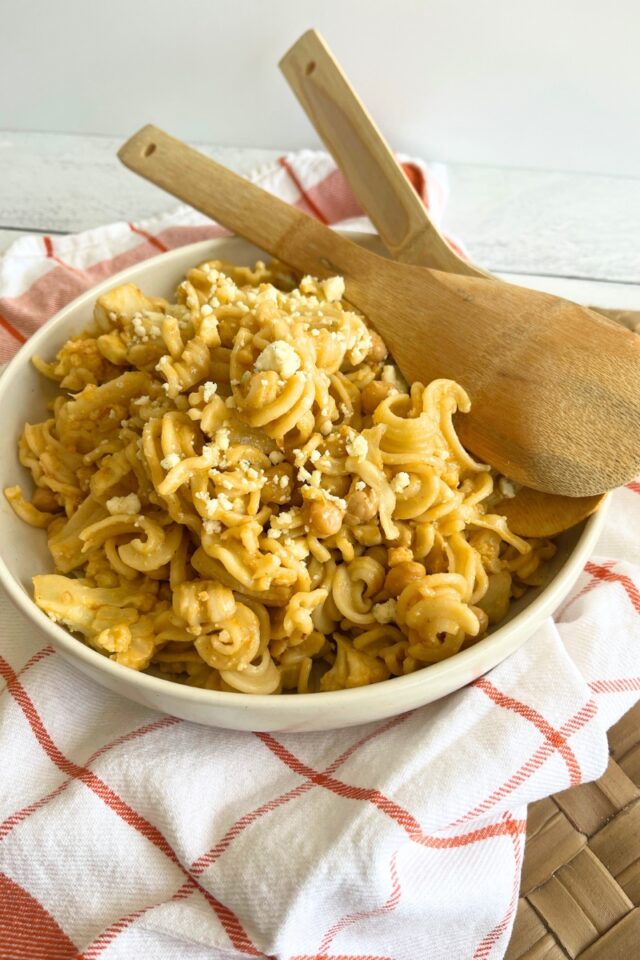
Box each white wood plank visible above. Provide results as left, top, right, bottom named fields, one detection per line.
left=498, top=273, right=640, bottom=312
left=1, top=132, right=640, bottom=286
left=444, top=166, right=640, bottom=283
left=0, top=132, right=279, bottom=238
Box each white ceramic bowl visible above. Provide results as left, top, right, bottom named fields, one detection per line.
left=0, top=236, right=605, bottom=732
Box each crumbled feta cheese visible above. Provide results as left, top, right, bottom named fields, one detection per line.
left=132, top=395, right=149, bottom=405
left=267, top=528, right=282, bottom=539
left=201, top=304, right=214, bottom=316
left=278, top=475, right=289, bottom=488
left=381, top=364, right=406, bottom=392
left=202, top=381, right=217, bottom=402
left=372, top=600, right=398, bottom=624
left=194, top=491, right=209, bottom=501
left=309, top=449, right=321, bottom=463
left=355, top=480, right=366, bottom=491
left=215, top=427, right=230, bottom=451
left=269, top=450, right=285, bottom=465
left=258, top=286, right=278, bottom=304
left=106, top=493, right=141, bottom=516
left=160, top=453, right=181, bottom=470
left=391, top=472, right=411, bottom=493
left=203, top=520, right=222, bottom=535
left=321, top=276, right=345, bottom=302
left=132, top=316, right=147, bottom=339
left=217, top=493, right=233, bottom=510
left=346, top=433, right=368, bottom=462
left=254, top=340, right=301, bottom=378
left=324, top=492, right=347, bottom=509
left=498, top=477, right=517, bottom=499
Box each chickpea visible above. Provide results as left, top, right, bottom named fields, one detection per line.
left=384, top=561, right=426, bottom=598
left=388, top=546, right=414, bottom=567
left=323, top=475, right=351, bottom=499
left=361, top=380, right=394, bottom=415
left=307, top=499, right=344, bottom=538
left=368, top=330, right=388, bottom=362
left=345, top=488, right=378, bottom=524
left=261, top=463, right=294, bottom=504
left=32, top=487, right=60, bottom=512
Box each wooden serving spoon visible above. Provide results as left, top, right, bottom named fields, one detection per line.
left=118, top=125, right=640, bottom=499
left=279, top=28, right=606, bottom=537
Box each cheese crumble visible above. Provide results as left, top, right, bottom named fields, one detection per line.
left=346, top=432, right=368, bottom=462
left=391, top=472, right=411, bottom=493
left=372, top=600, right=397, bottom=624
left=254, top=340, right=301, bottom=378
left=202, top=381, right=217, bottom=402
left=106, top=493, right=141, bottom=516
left=321, top=276, right=345, bottom=302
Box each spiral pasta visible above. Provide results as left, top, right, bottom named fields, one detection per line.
left=7, top=258, right=555, bottom=694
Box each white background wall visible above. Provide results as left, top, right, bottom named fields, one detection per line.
left=1, top=0, right=639, bottom=177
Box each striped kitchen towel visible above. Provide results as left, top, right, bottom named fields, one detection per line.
left=1, top=149, right=640, bottom=960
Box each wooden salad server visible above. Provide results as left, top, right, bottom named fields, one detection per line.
left=118, top=125, right=640, bottom=500
left=279, top=28, right=609, bottom=537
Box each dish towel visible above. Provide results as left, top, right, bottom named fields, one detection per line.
left=1, top=150, right=640, bottom=960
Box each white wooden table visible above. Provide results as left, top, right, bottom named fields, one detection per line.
left=1, top=131, right=639, bottom=311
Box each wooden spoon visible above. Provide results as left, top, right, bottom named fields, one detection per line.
left=118, top=125, right=640, bottom=499
left=279, top=28, right=605, bottom=537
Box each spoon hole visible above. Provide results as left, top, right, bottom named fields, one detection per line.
left=305, top=61, right=316, bottom=76
left=143, top=143, right=156, bottom=158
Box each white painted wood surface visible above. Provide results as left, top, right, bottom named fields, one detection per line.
left=0, top=131, right=638, bottom=311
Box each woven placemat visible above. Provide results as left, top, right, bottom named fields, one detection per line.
left=506, top=699, right=640, bottom=959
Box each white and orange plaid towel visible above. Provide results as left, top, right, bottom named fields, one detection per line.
left=1, top=151, right=639, bottom=960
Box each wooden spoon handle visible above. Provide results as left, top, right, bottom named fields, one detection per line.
left=118, top=125, right=371, bottom=282
left=280, top=29, right=487, bottom=278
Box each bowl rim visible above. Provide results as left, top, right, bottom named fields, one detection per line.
left=0, top=237, right=607, bottom=714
